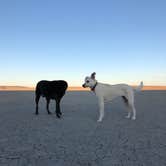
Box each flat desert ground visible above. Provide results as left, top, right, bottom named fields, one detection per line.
left=0, top=91, right=166, bottom=166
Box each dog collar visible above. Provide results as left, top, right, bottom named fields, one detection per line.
left=91, top=82, right=98, bottom=92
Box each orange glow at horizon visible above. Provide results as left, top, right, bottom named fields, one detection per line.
left=0, top=86, right=166, bottom=91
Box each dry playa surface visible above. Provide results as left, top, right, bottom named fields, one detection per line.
left=0, top=91, right=166, bottom=166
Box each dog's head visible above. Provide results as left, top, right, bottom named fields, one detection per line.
left=82, top=72, right=97, bottom=88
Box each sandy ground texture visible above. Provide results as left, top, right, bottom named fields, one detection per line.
left=0, top=91, right=166, bottom=166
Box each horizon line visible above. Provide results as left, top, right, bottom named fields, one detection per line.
left=0, top=85, right=166, bottom=91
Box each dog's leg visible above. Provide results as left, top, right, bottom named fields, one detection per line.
left=122, top=96, right=131, bottom=119
left=130, top=103, right=136, bottom=120
left=126, top=108, right=131, bottom=119
left=46, top=98, right=51, bottom=114
left=55, top=99, right=61, bottom=118
left=97, top=97, right=104, bottom=122
left=128, top=98, right=136, bottom=120
left=57, top=98, right=62, bottom=116
left=35, top=94, right=40, bottom=115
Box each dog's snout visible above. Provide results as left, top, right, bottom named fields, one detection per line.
left=82, top=84, right=85, bottom=88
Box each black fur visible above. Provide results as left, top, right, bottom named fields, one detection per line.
left=122, top=96, right=128, bottom=105
left=35, top=80, right=68, bottom=118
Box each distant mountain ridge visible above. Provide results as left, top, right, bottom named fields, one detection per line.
left=0, top=86, right=87, bottom=91
left=0, top=85, right=166, bottom=91
left=0, top=86, right=34, bottom=91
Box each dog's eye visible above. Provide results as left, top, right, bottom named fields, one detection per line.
left=86, top=80, right=90, bottom=83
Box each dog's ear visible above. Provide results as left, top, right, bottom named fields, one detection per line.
left=91, top=72, right=96, bottom=79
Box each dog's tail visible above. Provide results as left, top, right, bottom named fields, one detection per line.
left=134, top=81, right=143, bottom=92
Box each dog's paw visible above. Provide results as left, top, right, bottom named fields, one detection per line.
left=97, top=119, right=102, bottom=122
left=131, top=116, right=136, bottom=120
left=125, top=115, right=130, bottom=119
left=56, top=113, right=61, bottom=118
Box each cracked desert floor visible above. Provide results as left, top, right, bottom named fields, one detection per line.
left=0, top=91, right=166, bottom=166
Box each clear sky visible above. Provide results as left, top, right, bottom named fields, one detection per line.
left=0, top=0, right=166, bottom=87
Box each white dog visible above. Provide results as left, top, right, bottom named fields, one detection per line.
left=82, top=72, right=143, bottom=122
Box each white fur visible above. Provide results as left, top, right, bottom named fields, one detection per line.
left=82, top=72, right=143, bottom=122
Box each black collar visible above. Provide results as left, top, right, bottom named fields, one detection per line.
left=91, top=82, right=98, bottom=92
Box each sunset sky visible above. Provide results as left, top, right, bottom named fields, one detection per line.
left=0, top=0, right=166, bottom=87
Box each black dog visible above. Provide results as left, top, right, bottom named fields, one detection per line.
left=35, top=80, right=68, bottom=118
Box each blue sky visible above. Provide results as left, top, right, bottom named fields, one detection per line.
left=0, top=0, right=166, bottom=86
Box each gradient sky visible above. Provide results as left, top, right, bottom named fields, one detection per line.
left=0, top=0, right=166, bottom=86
